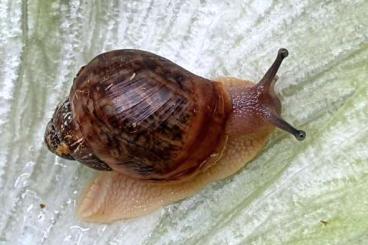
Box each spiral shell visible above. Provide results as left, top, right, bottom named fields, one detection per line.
left=70, top=50, right=232, bottom=181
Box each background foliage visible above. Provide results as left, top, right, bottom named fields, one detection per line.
left=0, top=0, right=367, bottom=244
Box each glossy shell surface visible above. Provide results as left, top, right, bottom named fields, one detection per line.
left=70, top=50, right=232, bottom=181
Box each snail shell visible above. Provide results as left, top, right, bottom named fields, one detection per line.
left=71, top=50, right=231, bottom=181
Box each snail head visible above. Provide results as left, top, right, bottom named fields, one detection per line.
left=226, top=49, right=306, bottom=141
left=256, top=48, right=306, bottom=141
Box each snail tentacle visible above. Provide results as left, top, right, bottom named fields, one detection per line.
left=257, top=48, right=288, bottom=88
left=264, top=110, right=306, bottom=141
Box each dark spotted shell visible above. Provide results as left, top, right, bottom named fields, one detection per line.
left=70, top=50, right=231, bottom=181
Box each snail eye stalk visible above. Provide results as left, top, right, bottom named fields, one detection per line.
left=256, top=49, right=306, bottom=141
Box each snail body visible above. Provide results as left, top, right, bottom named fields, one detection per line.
left=45, top=49, right=305, bottom=223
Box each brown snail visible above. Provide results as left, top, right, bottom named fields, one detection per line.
left=44, top=48, right=305, bottom=223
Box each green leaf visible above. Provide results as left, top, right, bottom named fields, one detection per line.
left=0, top=0, right=367, bottom=244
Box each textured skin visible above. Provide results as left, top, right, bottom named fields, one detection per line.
left=78, top=79, right=275, bottom=223
left=223, top=77, right=281, bottom=136
left=69, top=50, right=232, bottom=181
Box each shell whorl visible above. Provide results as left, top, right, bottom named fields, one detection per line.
left=70, top=50, right=231, bottom=181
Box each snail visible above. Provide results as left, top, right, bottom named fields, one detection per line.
left=44, top=48, right=305, bottom=223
